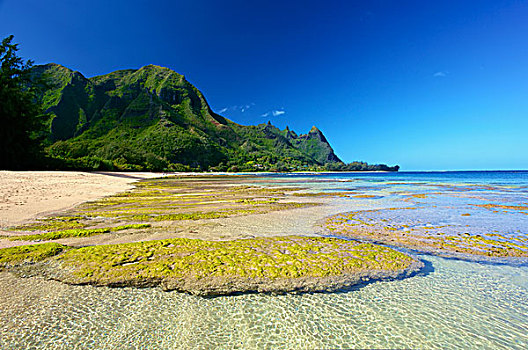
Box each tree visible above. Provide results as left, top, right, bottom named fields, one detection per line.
left=0, top=35, right=48, bottom=169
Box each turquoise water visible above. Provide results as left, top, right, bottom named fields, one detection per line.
left=268, top=171, right=528, bottom=259
left=1, top=171, right=527, bottom=349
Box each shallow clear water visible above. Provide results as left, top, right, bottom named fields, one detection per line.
left=274, top=171, right=528, bottom=250
left=1, top=171, right=527, bottom=349
left=1, top=256, right=527, bottom=349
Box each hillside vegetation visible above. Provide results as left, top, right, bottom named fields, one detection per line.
left=29, top=63, right=397, bottom=172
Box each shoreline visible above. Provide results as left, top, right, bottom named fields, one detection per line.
left=0, top=171, right=168, bottom=228
left=0, top=172, right=424, bottom=296
left=0, top=172, right=525, bottom=348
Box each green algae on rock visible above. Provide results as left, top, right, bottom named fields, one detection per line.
left=7, top=224, right=151, bottom=242
left=0, top=243, right=68, bottom=269
left=325, top=210, right=528, bottom=259
left=9, top=216, right=88, bottom=232
left=50, top=236, right=422, bottom=296
left=3, top=176, right=320, bottom=244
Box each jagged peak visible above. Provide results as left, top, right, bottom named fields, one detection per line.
left=136, top=64, right=184, bottom=79
left=40, top=62, right=68, bottom=69
left=284, top=126, right=298, bottom=140
left=39, top=63, right=88, bottom=79
left=33, top=63, right=90, bottom=89
left=309, top=125, right=321, bottom=134
left=299, top=125, right=328, bottom=144
left=35, top=63, right=74, bottom=76
left=72, top=70, right=88, bottom=79
left=145, top=64, right=166, bottom=70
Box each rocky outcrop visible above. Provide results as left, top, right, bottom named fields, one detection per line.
left=296, top=126, right=342, bottom=164
left=11, top=236, right=425, bottom=296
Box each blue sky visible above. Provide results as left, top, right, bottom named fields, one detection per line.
left=1, top=0, right=527, bottom=170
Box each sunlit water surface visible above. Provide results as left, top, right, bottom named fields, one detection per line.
left=1, top=171, right=527, bottom=349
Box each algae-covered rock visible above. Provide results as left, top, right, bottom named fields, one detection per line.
left=49, top=236, right=423, bottom=295
left=0, top=243, right=68, bottom=269
left=325, top=210, right=528, bottom=260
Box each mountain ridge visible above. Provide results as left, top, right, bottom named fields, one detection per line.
left=31, top=63, right=348, bottom=172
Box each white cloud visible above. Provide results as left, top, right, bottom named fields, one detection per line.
left=218, top=103, right=255, bottom=114
left=261, top=109, right=286, bottom=118
left=433, top=71, right=447, bottom=77
left=241, top=104, right=252, bottom=113
left=219, top=104, right=284, bottom=118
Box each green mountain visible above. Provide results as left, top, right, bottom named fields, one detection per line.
left=32, top=63, right=344, bottom=171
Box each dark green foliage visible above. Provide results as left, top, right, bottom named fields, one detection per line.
left=323, top=162, right=399, bottom=172
left=1, top=36, right=398, bottom=172
left=28, top=63, right=397, bottom=172
left=290, top=126, right=342, bottom=164
left=0, top=35, right=49, bottom=169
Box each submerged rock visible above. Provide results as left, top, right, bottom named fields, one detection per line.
left=30, top=236, right=424, bottom=296
left=325, top=210, right=528, bottom=261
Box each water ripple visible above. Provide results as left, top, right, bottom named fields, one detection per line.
left=1, top=254, right=527, bottom=349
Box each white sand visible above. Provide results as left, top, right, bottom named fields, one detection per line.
left=0, top=171, right=348, bottom=250
left=0, top=171, right=166, bottom=228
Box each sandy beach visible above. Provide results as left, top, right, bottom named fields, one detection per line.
left=0, top=172, right=423, bottom=296
left=0, top=172, right=344, bottom=250
left=0, top=171, right=165, bottom=228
